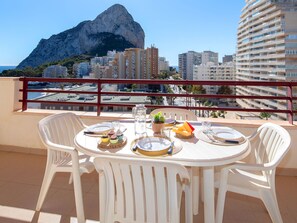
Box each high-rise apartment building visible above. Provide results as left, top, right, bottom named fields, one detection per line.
left=178, top=51, right=202, bottom=80
left=124, top=48, right=144, bottom=79
left=43, top=65, right=68, bottom=78
left=112, top=52, right=125, bottom=79
left=90, top=50, right=116, bottom=66
left=73, top=62, right=90, bottom=77
left=110, top=46, right=159, bottom=81
left=236, top=0, right=297, bottom=120
left=222, top=55, right=234, bottom=63
left=158, top=57, right=170, bottom=73
left=178, top=53, right=187, bottom=80
left=193, top=62, right=236, bottom=95
left=202, top=51, right=219, bottom=65
left=146, top=46, right=159, bottom=79
left=89, top=64, right=112, bottom=79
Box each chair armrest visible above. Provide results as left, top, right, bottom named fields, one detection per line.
left=46, top=141, right=75, bottom=153
left=222, top=162, right=272, bottom=172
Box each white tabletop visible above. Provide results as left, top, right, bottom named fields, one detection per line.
left=75, top=120, right=250, bottom=167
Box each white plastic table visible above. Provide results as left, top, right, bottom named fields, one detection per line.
left=75, top=120, right=250, bottom=223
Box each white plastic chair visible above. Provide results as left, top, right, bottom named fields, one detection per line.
left=94, top=155, right=192, bottom=223
left=36, top=113, right=94, bottom=223
left=215, top=123, right=291, bottom=223
left=150, top=108, right=199, bottom=215
left=150, top=108, right=198, bottom=121
left=150, top=108, right=199, bottom=216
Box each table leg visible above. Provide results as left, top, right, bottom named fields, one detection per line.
left=192, top=167, right=199, bottom=215
left=99, top=172, right=106, bottom=222
left=203, top=166, right=215, bottom=223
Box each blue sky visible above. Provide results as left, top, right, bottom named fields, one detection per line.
left=0, top=0, right=245, bottom=66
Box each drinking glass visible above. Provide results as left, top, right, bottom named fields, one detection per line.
left=162, top=126, right=172, bottom=140
left=202, top=121, right=211, bottom=133
left=112, top=121, right=120, bottom=132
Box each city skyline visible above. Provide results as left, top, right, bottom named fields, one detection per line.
left=0, top=0, right=245, bottom=66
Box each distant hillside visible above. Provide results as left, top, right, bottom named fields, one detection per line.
left=1, top=55, right=91, bottom=77
left=17, top=4, right=145, bottom=69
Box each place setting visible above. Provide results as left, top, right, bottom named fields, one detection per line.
left=197, top=121, right=246, bottom=145
left=82, top=121, right=128, bottom=149
left=130, top=112, right=184, bottom=157
left=83, top=122, right=114, bottom=136
left=130, top=135, right=183, bottom=157
left=84, top=121, right=126, bottom=136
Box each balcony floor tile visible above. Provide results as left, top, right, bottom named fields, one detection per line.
left=0, top=150, right=296, bottom=223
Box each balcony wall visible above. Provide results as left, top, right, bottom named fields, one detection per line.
left=1, top=77, right=297, bottom=173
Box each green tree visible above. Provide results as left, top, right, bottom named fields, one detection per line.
left=260, top=112, right=271, bottom=120
left=172, top=74, right=181, bottom=80
left=131, top=84, right=137, bottom=91
left=217, top=85, right=233, bottom=95
left=210, top=110, right=226, bottom=118
left=155, top=96, right=163, bottom=105
left=203, top=101, right=213, bottom=117
left=158, top=71, right=170, bottom=79
left=191, top=85, right=206, bottom=117
left=217, top=85, right=233, bottom=105
left=164, top=85, right=176, bottom=105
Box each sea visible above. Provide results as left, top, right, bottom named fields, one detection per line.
left=0, top=66, right=16, bottom=73
left=28, top=92, right=44, bottom=99
left=0, top=66, right=43, bottom=99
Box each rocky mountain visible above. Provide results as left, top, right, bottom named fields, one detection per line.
left=17, top=4, right=145, bottom=69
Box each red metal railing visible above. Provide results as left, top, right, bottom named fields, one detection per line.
left=19, top=77, right=297, bottom=124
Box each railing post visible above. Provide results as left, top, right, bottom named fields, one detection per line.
left=287, top=84, right=293, bottom=125
left=185, top=81, right=189, bottom=109
left=22, top=77, right=28, bottom=111
left=97, top=79, right=101, bottom=116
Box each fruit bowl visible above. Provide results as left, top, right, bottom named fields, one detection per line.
left=172, top=121, right=195, bottom=139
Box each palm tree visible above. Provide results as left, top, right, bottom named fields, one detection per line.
left=217, top=85, right=233, bottom=105
left=203, top=101, right=213, bottom=117
left=155, top=96, right=163, bottom=105
left=165, top=86, right=176, bottom=105
left=192, top=85, right=206, bottom=117
left=217, top=85, right=233, bottom=95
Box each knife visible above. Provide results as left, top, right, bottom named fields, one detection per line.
left=167, top=141, right=174, bottom=154
left=224, top=139, right=239, bottom=144
left=132, top=143, right=138, bottom=151
left=84, top=131, right=97, bottom=134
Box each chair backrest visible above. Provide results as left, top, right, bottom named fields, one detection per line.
left=150, top=108, right=197, bottom=121
left=38, top=113, right=85, bottom=164
left=251, top=123, right=291, bottom=169
left=94, top=155, right=190, bottom=223
left=38, top=112, right=85, bottom=148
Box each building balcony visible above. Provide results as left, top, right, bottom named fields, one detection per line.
left=1, top=77, right=297, bottom=222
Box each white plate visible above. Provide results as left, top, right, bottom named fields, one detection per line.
left=86, top=122, right=113, bottom=134
left=211, top=128, right=243, bottom=140
left=137, top=137, right=171, bottom=152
